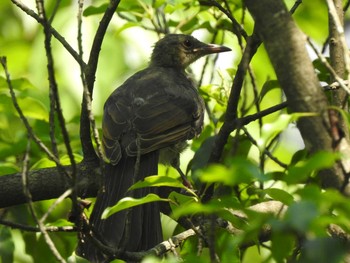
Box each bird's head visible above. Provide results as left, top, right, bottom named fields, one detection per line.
left=150, top=34, right=231, bottom=69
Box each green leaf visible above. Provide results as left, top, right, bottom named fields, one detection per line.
left=0, top=77, right=36, bottom=92
left=199, top=158, right=266, bottom=186
left=31, top=157, right=56, bottom=169
left=130, top=175, right=192, bottom=193
left=271, top=232, right=295, bottom=262
left=190, top=135, right=216, bottom=173
left=171, top=199, right=221, bottom=219
left=115, top=22, right=139, bottom=35
left=168, top=191, right=198, bottom=219
left=290, top=149, right=308, bottom=165
left=313, top=58, right=331, bottom=83
left=259, top=80, right=280, bottom=103
left=285, top=201, right=318, bottom=232
left=299, top=237, right=347, bottom=263
left=171, top=194, right=241, bottom=221
left=0, top=163, right=19, bottom=175
left=102, top=193, right=169, bottom=219
left=198, top=164, right=231, bottom=184
left=18, top=97, right=48, bottom=122
left=46, top=219, right=74, bottom=227
left=83, top=4, right=108, bottom=16
left=169, top=191, right=198, bottom=206
left=60, top=154, right=83, bottom=166
left=264, top=188, right=294, bottom=205
left=285, top=151, right=340, bottom=184
left=0, top=227, right=15, bottom=263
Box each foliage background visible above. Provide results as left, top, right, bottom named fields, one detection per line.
left=0, top=0, right=350, bottom=262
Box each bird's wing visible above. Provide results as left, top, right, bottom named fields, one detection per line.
left=102, top=69, right=203, bottom=164
left=129, top=90, right=202, bottom=154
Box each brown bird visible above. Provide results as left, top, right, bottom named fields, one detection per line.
left=76, top=34, right=231, bottom=262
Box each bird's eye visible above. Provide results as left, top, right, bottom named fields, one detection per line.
left=183, top=39, right=193, bottom=48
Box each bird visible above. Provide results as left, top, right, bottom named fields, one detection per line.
left=76, top=34, right=231, bottom=262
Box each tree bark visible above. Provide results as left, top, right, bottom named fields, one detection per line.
left=328, top=0, right=349, bottom=140
left=0, top=162, right=100, bottom=208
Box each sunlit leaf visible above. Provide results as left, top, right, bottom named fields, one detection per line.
left=31, top=157, right=56, bottom=169
left=130, top=175, right=190, bottom=191
left=102, top=193, right=169, bottom=219
left=264, top=188, right=294, bottom=205
left=46, top=219, right=74, bottom=227
left=172, top=195, right=242, bottom=226
left=259, top=80, right=280, bottom=103
left=83, top=4, right=108, bottom=16
left=0, top=77, right=37, bottom=92
left=198, top=158, right=266, bottom=185
left=285, top=151, right=340, bottom=184
left=17, top=97, right=48, bottom=122
left=115, top=22, right=139, bottom=35
left=0, top=163, right=19, bottom=175
left=60, top=154, right=84, bottom=166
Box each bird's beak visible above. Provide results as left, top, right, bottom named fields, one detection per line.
left=193, top=43, right=231, bottom=55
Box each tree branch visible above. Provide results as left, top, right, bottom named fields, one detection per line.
left=80, top=0, right=121, bottom=162
left=10, top=0, right=86, bottom=69
left=0, top=162, right=100, bottom=208
left=208, top=31, right=261, bottom=165
left=0, top=219, right=75, bottom=233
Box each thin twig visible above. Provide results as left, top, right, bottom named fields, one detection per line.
left=307, top=38, right=350, bottom=94
left=80, top=0, right=121, bottom=162
left=21, top=137, right=66, bottom=263
left=0, top=219, right=75, bottom=232
left=248, top=66, right=262, bottom=128
left=48, top=0, right=61, bottom=23
left=208, top=32, right=261, bottom=164
left=290, top=0, right=303, bottom=14
left=200, top=0, right=248, bottom=44
left=40, top=188, right=73, bottom=224
left=326, top=0, right=350, bottom=81
left=36, top=0, right=77, bottom=195
left=0, top=57, right=66, bottom=173
left=11, top=0, right=86, bottom=69
left=344, top=0, right=350, bottom=12
left=76, top=0, right=104, bottom=163
left=242, top=127, right=288, bottom=169
left=199, top=30, right=261, bottom=202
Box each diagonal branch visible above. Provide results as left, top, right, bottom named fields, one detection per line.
left=80, top=0, right=121, bottom=162
left=11, top=0, right=86, bottom=69
left=208, top=31, right=261, bottom=164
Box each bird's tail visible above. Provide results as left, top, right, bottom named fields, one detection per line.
left=76, top=151, right=162, bottom=262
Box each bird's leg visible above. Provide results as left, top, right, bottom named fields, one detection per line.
left=173, top=165, right=193, bottom=189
